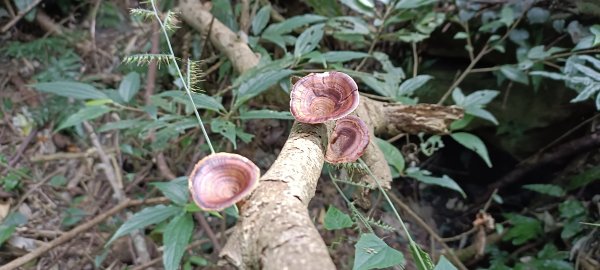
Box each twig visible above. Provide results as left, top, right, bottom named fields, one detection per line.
left=30, top=148, right=117, bottom=162
left=8, top=128, right=37, bottom=167
left=355, top=0, right=401, bottom=71
left=412, top=42, right=418, bottom=78
left=438, top=14, right=525, bottom=105
left=83, top=121, right=125, bottom=200
left=0, top=0, right=42, bottom=32
left=0, top=197, right=169, bottom=270
left=194, top=213, right=222, bottom=253
left=388, top=192, right=467, bottom=270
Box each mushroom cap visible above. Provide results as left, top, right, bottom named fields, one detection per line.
left=325, top=115, right=370, bottom=164
left=290, top=71, right=360, bottom=124
left=188, top=153, right=260, bottom=211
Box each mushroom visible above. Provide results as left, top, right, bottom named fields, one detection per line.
left=290, top=71, right=360, bottom=124
left=325, top=115, right=370, bottom=164
left=188, top=153, right=260, bottom=211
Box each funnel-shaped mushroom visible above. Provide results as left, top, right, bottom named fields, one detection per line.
left=325, top=115, right=369, bottom=164
left=290, top=71, right=359, bottom=124
left=188, top=153, right=260, bottom=211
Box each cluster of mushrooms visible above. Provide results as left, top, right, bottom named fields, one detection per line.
left=189, top=71, right=368, bottom=211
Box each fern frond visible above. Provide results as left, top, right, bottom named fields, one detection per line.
left=163, top=10, right=180, bottom=32
left=123, top=54, right=178, bottom=68
left=366, top=216, right=396, bottom=232
left=187, top=59, right=205, bottom=93
left=130, top=8, right=155, bottom=20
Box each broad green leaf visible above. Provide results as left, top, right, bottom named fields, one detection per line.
left=151, top=177, right=189, bottom=205
left=526, top=7, right=549, bottom=24
left=573, top=63, right=600, bottom=79
left=327, top=16, right=370, bottom=35
left=309, top=51, right=369, bottom=63
left=396, top=75, right=433, bottom=99
left=503, top=214, right=542, bottom=245
left=353, top=233, right=405, bottom=270
left=522, top=184, right=565, bottom=197
left=375, top=137, right=405, bottom=174
left=340, top=0, right=375, bottom=17
left=263, top=14, right=326, bottom=35
left=235, top=69, right=293, bottom=107
left=559, top=199, right=585, bottom=219
left=294, top=23, right=324, bottom=57
left=406, top=168, right=466, bottom=198
left=324, top=206, right=354, bottom=230
left=409, top=242, right=435, bottom=270
left=433, top=255, right=457, bottom=270
left=238, top=110, right=294, bottom=120
left=252, top=5, right=271, bottom=35
left=118, top=72, right=141, bottom=103
left=450, top=132, right=492, bottom=168
left=461, top=90, right=499, bottom=108
left=500, top=65, right=529, bottom=85
left=567, top=166, right=600, bottom=190
left=571, top=84, right=600, bottom=103
left=499, top=5, right=514, bottom=26
left=211, top=0, right=238, bottom=32
left=158, top=91, right=225, bottom=112
left=0, top=212, right=27, bottom=247
left=106, top=205, right=180, bottom=246
left=466, top=107, right=498, bottom=125
left=163, top=213, right=194, bottom=270
left=56, top=105, right=112, bottom=131
left=33, top=81, right=108, bottom=100
left=453, top=32, right=467, bottom=39
left=211, top=119, right=237, bottom=149
left=396, top=0, right=438, bottom=9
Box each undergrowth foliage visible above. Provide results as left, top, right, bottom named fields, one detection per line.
left=2, top=0, right=599, bottom=269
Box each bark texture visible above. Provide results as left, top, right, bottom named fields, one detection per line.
left=178, top=3, right=464, bottom=269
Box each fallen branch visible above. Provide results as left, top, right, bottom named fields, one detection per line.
left=0, top=197, right=169, bottom=270
left=178, top=2, right=462, bottom=269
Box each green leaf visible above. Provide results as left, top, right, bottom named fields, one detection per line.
left=56, top=105, right=112, bottom=131
left=252, top=5, right=271, bottom=35
left=237, top=110, right=294, bottom=120
left=211, top=118, right=237, bottom=149
left=235, top=69, right=293, bottom=107
left=453, top=32, right=467, bottom=39
left=324, top=205, right=354, bottom=230
left=151, top=177, right=189, bottom=205
left=409, top=242, right=435, bottom=270
left=567, top=166, right=600, bottom=190
left=294, top=23, right=324, bottom=57
left=559, top=199, right=585, bottom=219
left=158, top=91, right=225, bottom=112
left=163, top=213, right=194, bottom=270
left=450, top=132, right=492, bottom=168
left=500, top=65, right=529, bottom=85
left=0, top=212, right=27, bottom=247
left=396, top=75, right=433, bottom=99
left=522, top=184, right=565, bottom=197
left=106, top=205, right=180, bottom=246
left=309, top=51, right=369, bottom=63
left=263, top=14, right=326, bottom=35
left=211, top=0, right=238, bottom=32
left=375, top=137, right=405, bottom=174
left=395, top=0, right=438, bottom=9
left=118, top=72, right=141, bottom=103
left=33, top=81, right=109, bottom=100
left=526, top=7, right=549, bottom=24
left=340, top=0, right=375, bottom=17
left=353, top=233, right=405, bottom=270
left=433, top=255, right=457, bottom=270
left=406, top=168, right=466, bottom=198
left=503, top=214, right=542, bottom=245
